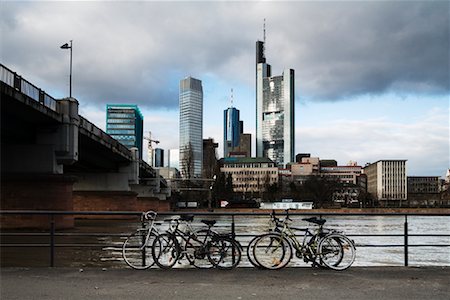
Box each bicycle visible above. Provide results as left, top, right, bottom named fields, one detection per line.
left=152, top=215, right=242, bottom=270
left=122, top=211, right=160, bottom=270
left=251, top=210, right=356, bottom=271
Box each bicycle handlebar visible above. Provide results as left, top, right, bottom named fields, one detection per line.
left=142, top=211, right=157, bottom=221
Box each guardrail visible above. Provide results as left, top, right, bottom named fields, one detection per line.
left=0, top=63, right=57, bottom=111
left=1, top=210, right=449, bottom=268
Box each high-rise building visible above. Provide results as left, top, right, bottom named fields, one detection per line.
left=153, top=148, right=164, bottom=168
left=256, top=38, right=295, bottom=167
left=179, top=77, right=203, bottom=178
left=223, top=106, right=241, bottom=157
left=106, top=104, right=143, bottom=159
left=203, top=138, right=218, bottom=179
left=168, top=148, right=180, bottom=170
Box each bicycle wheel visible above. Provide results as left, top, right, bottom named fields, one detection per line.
left=122, top=230, right=156, bottom=270
left=318, top=233, right=355, bottom=271
left=185, top=229, right=215, bottom=269
left=207, top=236, right=242, bottom=270
left=246, top=236, right=263, bottom=269
left=252, top=233, right=292, bottom=270
left=152, top=233, right=180, bottom=269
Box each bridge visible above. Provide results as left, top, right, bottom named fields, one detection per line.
left=0, top=64, right=170, bottom=228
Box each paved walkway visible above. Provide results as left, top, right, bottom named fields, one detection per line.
left=1, top=267, right=449, bottom=300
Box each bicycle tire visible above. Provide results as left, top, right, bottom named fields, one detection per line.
left=185, top=229, right=215, bottom=269
left=318, top=233, right=355, bottom=271
left=207, top=236, right=242, bottom=270
left=122, top=230, right=156, bottom=270
left=152, top=233, right=180, bottom=269
left=246, top=235, right=263, bottom=269
left=252, top=233, right=292, bottom=270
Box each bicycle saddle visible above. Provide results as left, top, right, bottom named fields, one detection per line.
left=180, top=214, right=194, bottom=222
left=201, top=220, right=216, bottom=226
left=302, top=217, right=326, bottom=226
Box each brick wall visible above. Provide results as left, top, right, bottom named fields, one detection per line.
left=0, top=174, right=76, bottom=229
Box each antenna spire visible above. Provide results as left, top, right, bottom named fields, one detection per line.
left=230, top=88, right=234, bottom=107
left=263, top=18, right=266, bottom=44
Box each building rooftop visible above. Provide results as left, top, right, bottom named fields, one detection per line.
left=222, top=157, right=274, bottom=164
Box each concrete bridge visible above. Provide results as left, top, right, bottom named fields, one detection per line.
left=0, top=64, right=170, bottom=228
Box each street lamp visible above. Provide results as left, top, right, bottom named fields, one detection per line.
left=60, top=40, right=73, bottom=97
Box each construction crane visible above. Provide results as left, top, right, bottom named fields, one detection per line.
left=143, top=131, right=160, bottom=147
left=143, top=131, right=159, bottom=166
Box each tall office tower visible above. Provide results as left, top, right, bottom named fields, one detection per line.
left=106, top=104, right=144, bottom=159
left=154, top=148, right=164, bottom=167
left=223, top=106, right=241, bottom=157
left=179, top=77, right=203, bottom=178
left=168, top=148, right=180, bottom=170
left=256, top=37, right=295, bottom=167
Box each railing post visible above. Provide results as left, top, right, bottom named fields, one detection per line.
left=13, top=73, right=21, bottom=91
left=231, top=214, right=236, bottom=265
left=50, top=214, right=55, bottom=267
left=141, top=216, right=146, bottom=268
left=404, top=215, right=408, bottom=267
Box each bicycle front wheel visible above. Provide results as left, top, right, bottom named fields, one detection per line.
left=122, top=230, right=156, bottom=270
left=152, top=233, right=180, bottom=269
left=252, top=233, right=292, bottom=270
left=207, top=236, right=242, bottom=270
left=246, top=235, right=263, bottom=269
left=318, top=233, right=356, bottom=270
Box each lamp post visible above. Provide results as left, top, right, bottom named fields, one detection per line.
left=60, top=40, right=73, bottom=97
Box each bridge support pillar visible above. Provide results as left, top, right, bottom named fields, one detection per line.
left=0, top=174, right=77, bottom=229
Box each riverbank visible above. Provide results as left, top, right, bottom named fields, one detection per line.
left=171, top=207, right=450, bottom=214
left=1, top=267, right=449, bottom=300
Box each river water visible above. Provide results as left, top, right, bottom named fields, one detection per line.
left=2, top=214, right=449, bottom=268
left=99, top=214, right=450, bottom=268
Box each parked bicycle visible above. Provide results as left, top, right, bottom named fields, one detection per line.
left=122, top=211, right=160, bottom=270
left=152, top=215, right=242, bottom=270
left=250, top=210, right=356, bottom=270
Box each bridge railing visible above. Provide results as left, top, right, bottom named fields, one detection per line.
left=1, top=210, right=449, bottom=268
left=0, top=63, right=58, bottom=112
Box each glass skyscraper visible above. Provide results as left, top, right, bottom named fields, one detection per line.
left=179, top=77, right=203, bottom=178
left=256, top=39, right=295, bottom=167
left=223, top=106, right=241, bottom=157
left=106, top=104, right=144, bottom=159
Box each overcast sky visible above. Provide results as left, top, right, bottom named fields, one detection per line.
left=1, top=1, right=449, bottom=177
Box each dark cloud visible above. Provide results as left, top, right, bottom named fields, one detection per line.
left=1, top=1, right=448, bottom=109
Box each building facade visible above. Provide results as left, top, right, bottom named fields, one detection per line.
left=106, top=104, right=143, bottom=159
left=256, top=40, right=295, bottom=167
left=220, top=157, right=278, bottom=193
left=203, top=138, right=218, bottom=179
left=153, top=148, right=164, bottom=168
left=363, top=160, right=407, bottom=202
left=179, top=77, right=203, bottom=178
left=223, top=106, right=241, bottom=157
left=168, top=148, right=180, bottom=170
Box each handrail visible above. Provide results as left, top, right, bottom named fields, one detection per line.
left=0, top=63, right=58, bottom=112
left=1, top=210, right=449, bottom=268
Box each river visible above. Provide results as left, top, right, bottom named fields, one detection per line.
left=1, top=214, right=449, bottom=268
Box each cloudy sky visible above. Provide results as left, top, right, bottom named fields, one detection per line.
left=1, top=1, right=449, bottom=177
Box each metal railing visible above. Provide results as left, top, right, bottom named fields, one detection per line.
left=0, top=63, right=58, bottom=111
left=1, top=210, right=449, bottom=268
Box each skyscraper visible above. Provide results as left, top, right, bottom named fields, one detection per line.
left=179, top=77, right=203, bottom=178
left=153, top=148, right=164, bottom=167
left=223, top=106, right=241, bottom=157
left=256, top=38, right=295, bottom=167
left=106, top=104, right=144, bottom=159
